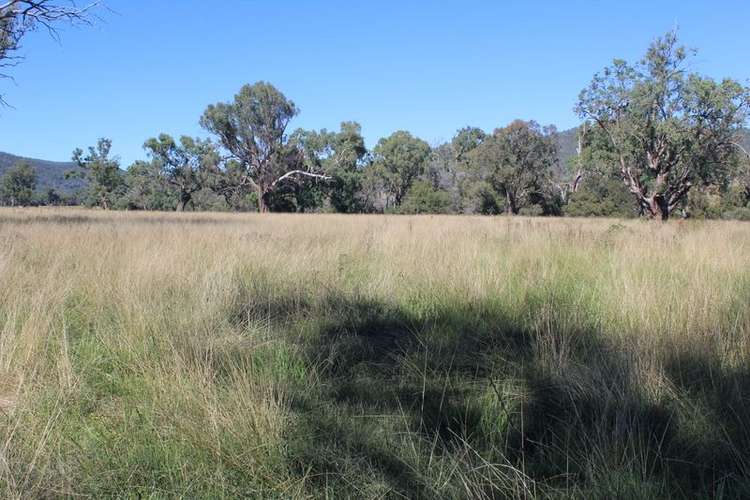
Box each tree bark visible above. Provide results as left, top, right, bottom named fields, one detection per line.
left=257, top=184, right=268, bottom=213
left=176, top=192, right=191, bottom=212
left=505, top=192, right=517, bottom=215
left=642, top=195, right=670, bottom=221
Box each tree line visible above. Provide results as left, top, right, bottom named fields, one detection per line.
left=2, top=27, right=750, bottom=219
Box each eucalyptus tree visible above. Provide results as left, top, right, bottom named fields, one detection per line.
left=121, top=160, right=172, bottom=210
left=143, top=134, right=218, bottom=211
left=468, top=120, right=558, bottom=214
left=577, top=31, right=750, bottom=220
left=200, top=81, right=329, bottom=212
left=69, top=138, right=123, bottom=209
left=291, top=121, right=368, bottom=212
left=0, top=160, right=35, bottom=206
left=372, top=131, right=431, bottom=207
left=452, top=126, right=486, bottom=164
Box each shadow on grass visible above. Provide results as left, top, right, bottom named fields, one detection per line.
left=278, top=293, right=730, bottom=499
left=661, top=349, right=750, bottom=498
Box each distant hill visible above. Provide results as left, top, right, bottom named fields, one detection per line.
left=0, top=152, right=86, bottom=194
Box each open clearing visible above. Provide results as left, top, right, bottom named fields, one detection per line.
left=0, top=209, right=749, bottom=498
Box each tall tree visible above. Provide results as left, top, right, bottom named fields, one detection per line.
left=200, top=81, right=329, bottom=212
left=0, top=160, right=36, bottom=206
left=468, top=120, right=558, bottom=214
left=1, top=1, right=99, bottom=104
left=143, top=134, right=218, bottom=211
left=69, top=138, right=123, bottom=209
left=576, top=32, right=750, bottom=220
left=372, top=131, right=431, bottom=207
left=449, top=127, right=487, bottom=212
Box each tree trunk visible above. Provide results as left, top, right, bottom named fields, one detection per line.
left=257, top=184, right=269, bottom=213
left=505, top=192, right=517, bottom=215
left=644, top=195, right=670, bottom=221
left=176, top=192, right=191, bottom=212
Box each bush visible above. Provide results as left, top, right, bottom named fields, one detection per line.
left=721, top=206, right=750, bottom=221
left=565, top=175, right=634, bottom=217
left=519, top=204, right=544, bottom=216
left=398, top=181, right=452, bottom=214
left=687, top=187, right=724, bottom=219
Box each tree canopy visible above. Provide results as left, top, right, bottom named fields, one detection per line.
left=200, top=81, right=330, bottom=212
left=372, top=131, right=431, bottom=208
left=142, top=134, right=218, bottom=211
left=466, top=120, right=558, bottom=214
left=70, top=138, right=124, bottom=209
left=0, top=161, right=36, bottom=206
left=576, top=31, right=750, bottom=220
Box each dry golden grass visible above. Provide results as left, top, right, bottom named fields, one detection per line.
left=0, top=208, right=749, bottom=498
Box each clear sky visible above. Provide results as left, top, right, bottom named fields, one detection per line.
left=1, top=0, right=749, bottom=166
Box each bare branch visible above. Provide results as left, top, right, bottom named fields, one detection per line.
left=0, top=1, right=101, bottom=104
left=269, top=170, right=332, bottom=189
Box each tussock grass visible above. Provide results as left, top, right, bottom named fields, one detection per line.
left=0, top=208, right=749, bottom=498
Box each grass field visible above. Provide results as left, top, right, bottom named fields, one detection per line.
left=0, top=209, right=749, bottom=498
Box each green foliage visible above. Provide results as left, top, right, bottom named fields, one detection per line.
left=687, top=187, right=725, bottom=219
left=566, top=174, right=635, bottom=217
left=327, top=122, right=369, bottom=213
left=451, top=126, right=486, bottom=164
left=722, top=207, right=750, bottom=221
left=425, top=143, right=460, bottom=209
left=577, top=31, right=750, bottom=220
left=119, top=161, right=175, bottom=211
left=200, top=81, right=304, bottom=212
left=11, top=36, right=747, bottom=219
left=686, top=179, right=750, bottom=220
left=518, top=203, right=544, bottom=216
left=69, top=138, right=124, bottom=209
left=43, top=187, right=61, bottom=206
left=465, top=120, right=558, bottom=214
left=372, top=131, right=431, bottom=207
left=142, top=134, right=218, bottom=211
left=286, top=122, right=369, bottom=213
left=397, top=180, right=452, bottom=214
left=0, top=161, right=37, bottom=206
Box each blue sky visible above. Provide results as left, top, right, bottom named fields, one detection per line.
left=1, top=0, right=749, bottom=166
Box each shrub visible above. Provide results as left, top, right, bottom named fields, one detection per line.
left=565, top=174, right=634, bottom=217
left=398, top=180, right=452, bottom=214
left=722, top=206, right=750, bottom=221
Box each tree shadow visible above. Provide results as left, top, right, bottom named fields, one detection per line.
left=180, top=282, right=748, bottom=498
left=285, top=292, right=696, bottom=498
left=661, top=349, right=750, bottom=497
